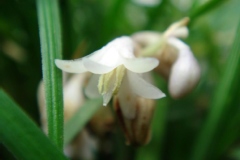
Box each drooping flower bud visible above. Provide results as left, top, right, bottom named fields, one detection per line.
left=167, top=37, right=200, bottom=98
left=132, top=17, right=200, bottom=99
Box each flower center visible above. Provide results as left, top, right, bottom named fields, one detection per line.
left=98, top=65, right=126, bottom=100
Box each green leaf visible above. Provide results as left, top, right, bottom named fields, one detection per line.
left=64, top=98, right=102, bottom=146
left=0, top=89, right=68, bottom=160
left=37, top=0, right=64, bottom=149
left=191, top=18, right=240, bottom=160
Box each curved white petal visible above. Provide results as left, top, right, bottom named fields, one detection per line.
left=169, top=53, right=200, bottom=99
left=55, top=59, right=87, bottom=73
left=82, top=58, right=116, bottom=74
left=88, top=47, right=123, bottom=67
left=87, top=36, right=133, bottom=67
left=84, top=74, right=101, bottom=98
left=117, top=75, right=137, bottom=119
left=123, top=58, right=159, bottom=73
left=110, top=36, right=135, bottom=59
left=127, top=71, right=166, bottom=99
left=167, top=37, right=200, bottom=98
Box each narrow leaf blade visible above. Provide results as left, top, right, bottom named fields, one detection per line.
left=37, top=0, right=64, bottom=149
left=0, top=89, right=68, bottom=160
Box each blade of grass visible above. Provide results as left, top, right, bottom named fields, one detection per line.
left=189, top=0, right=228, bottom=25
left=37, top=0, right=63, bottom=149
left=0, top=89, right=68, bottom=160
left=191, top=19, right=240, bottom=160
left=64, top=98, right=102, bottom=146
left=209, top=77, right=240, bottom=158
left=214, top=110, right=240, bottom=158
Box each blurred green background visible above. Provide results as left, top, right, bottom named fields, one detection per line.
left=0, top=0, right=240, bottom=159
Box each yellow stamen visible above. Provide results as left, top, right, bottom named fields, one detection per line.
left=98, top=65, right=126, bottom=96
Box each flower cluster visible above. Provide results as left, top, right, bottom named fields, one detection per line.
left=54, top=17, right=200, bottom=146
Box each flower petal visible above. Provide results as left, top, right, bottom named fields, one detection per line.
left=102, top=92, right=113, bottom=106
left=127, top=71, right=166, bottom=99
left=87, top=36, right=133, bottom=67
left=84, top=74, right=101, bottom=98
left=55, top=59, right=87, bottom=73
left=123, top=57, right=159, bottom=73
left=101, top=79, right=115, bottom=106
left=117, top=75, right=137, bottom=119
left=88, top=48, right=123, bottom=66
left=169, top=51, right=200, bottom=98
left=82, top=58, right=116, bottom=74
left=99, top=71, right=117, bottom=106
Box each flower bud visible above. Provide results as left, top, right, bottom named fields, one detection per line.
left=114, top=96, right=155, bottom=146
left=131, top=17, right=200, bottom=99
left=164, top=17, right=189, bottom=38
left=167, top=37, right=200, bottom=99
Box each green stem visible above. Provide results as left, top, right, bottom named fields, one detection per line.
left=37, top=0, right=64, bottom=150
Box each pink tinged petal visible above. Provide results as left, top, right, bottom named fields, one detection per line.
left=84, top=74, right=101, bottom=99
left=127, top=71, right=166, bottom=99
left=82, top=58, right=116, bottom=74
left=117, top=75, right=137, bottom=119
left=55, top=59, right=87, bottom=73
left=123, top=58, right=159, bottom=73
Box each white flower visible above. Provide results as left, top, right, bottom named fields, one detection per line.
left=55, top=36, right=165, bottom=118
left=132, top=17, right=200, bottom=99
